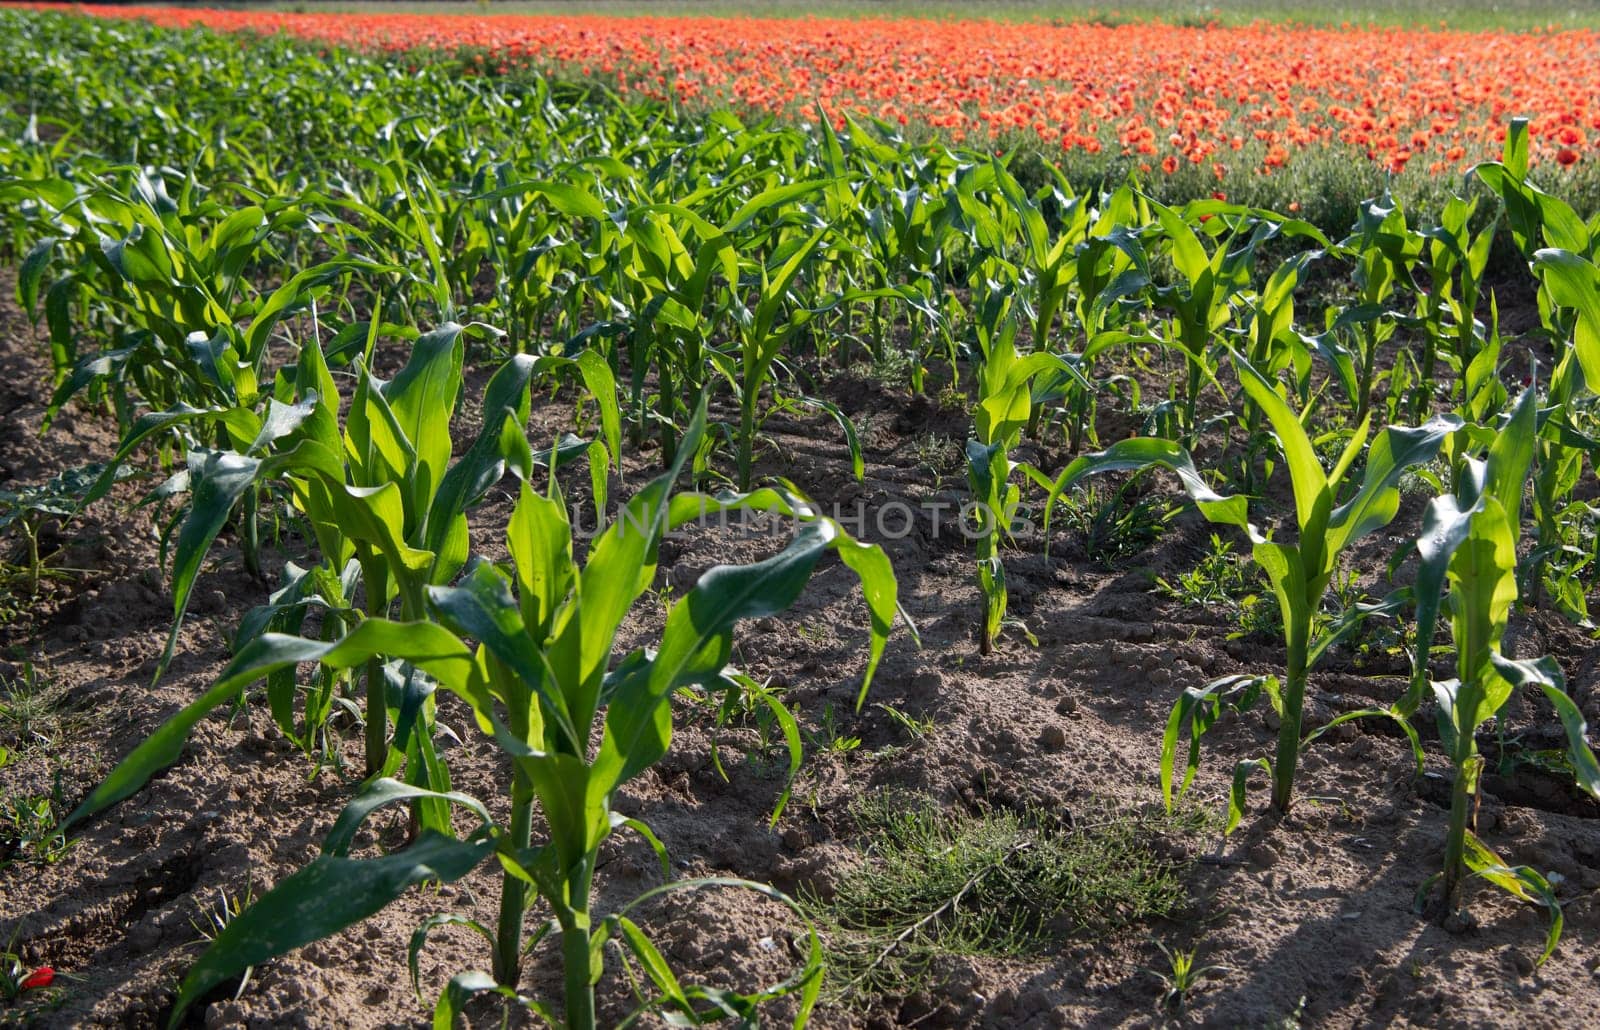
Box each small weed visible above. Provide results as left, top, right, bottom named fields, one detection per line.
left=807, top=703, right=862, bottom=755
left=0, top=664, right=77, bottom=758
left=1054, top=478, right=1174, bottom=568
left=868, top=345, right=916, bottom=391
left=1156, top=534, right=1254, bottom=608
left=0, top=778, right=71, bottom=866
left=875, top=703, right=935, bottom=741
left=911, top=434, right=961, bottom=492
left=188, top=879, right=257, bottom=999
left=0, top=463, right=130, bottom=596
left=1148, top=939, right=1227, bottom=1012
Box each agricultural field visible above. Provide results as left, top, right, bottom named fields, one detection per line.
left=0, top=3, right=1599, bottom=1029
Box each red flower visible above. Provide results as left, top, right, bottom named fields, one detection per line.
left=1557, top=147, right=1579, bottom=166
left=19, top=967, right=55, bottom=991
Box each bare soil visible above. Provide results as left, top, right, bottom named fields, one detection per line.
left=1, top=273, right=1599, bottom=1029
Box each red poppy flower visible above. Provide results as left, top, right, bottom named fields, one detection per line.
left=29, top=4, right=1600, bottom=177
left=19, top=967, right=55, bottom=991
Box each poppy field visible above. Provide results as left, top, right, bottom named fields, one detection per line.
left=1, top=4, right=1599, bottom=1029
left=22, top=1, right=1600, bottom=212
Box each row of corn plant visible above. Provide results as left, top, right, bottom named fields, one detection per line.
left=6, top=7, right=1600, bottom=997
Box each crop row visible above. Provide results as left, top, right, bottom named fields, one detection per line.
left=1, top=10, right=1599, bottom=1027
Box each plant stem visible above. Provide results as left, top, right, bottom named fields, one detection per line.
left=1442, top=753, right=1473, bottom=915
left=242, top=482, right=262, bottom=581
left=560, top=857, right=597, bottom=1030
left=738, top=394, right=757, bottom=491
left=657, top=361, right=677, bottom=469
left=1183, top=360, right=1202, bottom=450
left=23, top=519, right=40, bottom=596
left=1270, top=645, right=1307, bottom=814
left=364, top=654, right=386, bottom=777
left=493, top=769, right=535, bottom=987
left=1356, top=329, right=1376, bottom=424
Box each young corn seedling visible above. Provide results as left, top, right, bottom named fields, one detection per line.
left=65, top=404, right=903, bottom=1029
left=968, top=296, right=1085, bottom=653
left=1410, top=390, right=1600, bottom=956
left=715, top=219, right=865, bottom=490
left=1141, top=199, right=1326, bottom=448
left=1040, top=351, right=1455, bottom=819
left=0, top=463, right=131, bottom=596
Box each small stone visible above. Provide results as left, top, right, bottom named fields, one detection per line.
left=1054, top=695, right=1078, bottom=715
left=1507, top=948, right=1535, bottom=977
left=1038, top=724, right=1067, bottom=751
left=125, top=918, right=161, bottom=954
left=781, top=828, right=807, bottom=851
left=1248, top=842, right=1278, bottom=868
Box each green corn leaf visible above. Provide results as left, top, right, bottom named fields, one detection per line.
left=1485, top=388, right=1538, bottom=520
left=613, top=876, right=823, bottom=1025
left=1489, top=653, right=1600, bottom=801
left=245, top=259, right=393, bottom=365
left=321, top=778, right=490, bottom=857
left=1160, top=674, right=1267, bottom=811
left=1040, top=437, right=1249, bottom=554
left=155, top=449, right=264, bottom=682
left=170, top=830, right=496, bottom=1029
left=1401, top=489, right=1480, bottom=717
left=408, top=915, right=495, bottom=1005
left=86, top=404, right=261, bottom=505
left=506, top=481, right=576, bottom=639
left=559, top=402, right=707, bottom=737
left=427, top=562, right=581, bottom=753
left=430, top=970, right=556, bottom=1030
left=385, top=323, right=465, bottom=526
left=596, top=520, right=837, bottom=794
left=614, top=915, right=695, bottom=1014
left=1532, top=249, right=1600, bottom=393
left=1325, top=414, right=1458, bottom=555
left=1503, top=117, right=1530, bottom=180
left=1227, top=757, right=1272, bottom=835
left=16, top=235, right=56, bottom=317
left=64, top=620, right=474, bottom=829
left=532, top=349, right=620, bottom=471
left=1233, top=351, right=1330, bottom=546
left=1461, top=831, right=1565, bottom=966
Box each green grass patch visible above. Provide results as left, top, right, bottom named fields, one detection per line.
left=245, top=1, right=1600, bottom=33
left=807, top=793, right=1202, bottom=1002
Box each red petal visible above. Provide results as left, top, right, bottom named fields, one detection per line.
left=20, top=967, right=55, bottom=991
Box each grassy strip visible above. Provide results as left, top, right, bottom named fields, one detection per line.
left=236, top=1, right=1600, bottom=33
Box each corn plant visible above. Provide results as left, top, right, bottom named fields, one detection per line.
left=1409, top=195, right=1496, bottom=418
left=1409, top=391, right=1600, bottom=955
left=1140, top=201, right=1326, bottom=447
left=1042, top=352, right=1455, bottom=818
left=0, top=463, right=131, bottom=595
left=65, top=405, right=903, bottom=1028
left=967, top=295, right=1084, bottom=653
